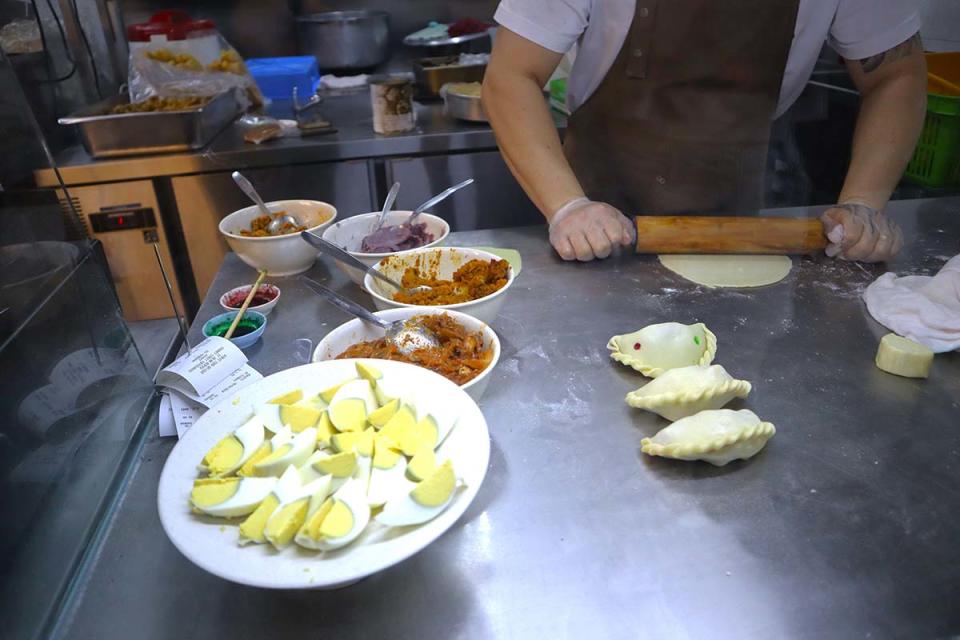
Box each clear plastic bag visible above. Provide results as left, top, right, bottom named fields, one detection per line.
left=127, top=32, right=263, bottom=109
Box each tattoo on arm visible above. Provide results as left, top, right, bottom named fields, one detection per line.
left=858, top=33, right=922, bottom=73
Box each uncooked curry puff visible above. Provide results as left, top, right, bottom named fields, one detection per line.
left=640, top=409, right=776, bottom=467
left=625, top=364, right=752, bottom=421
left=607, top=322, right=717, bottom=377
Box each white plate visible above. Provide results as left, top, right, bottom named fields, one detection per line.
left=157, top=359, right=490, bottom=590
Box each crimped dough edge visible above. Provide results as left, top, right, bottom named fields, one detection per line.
left=625, top=378, right=752, bottom=412
left=607, top=323, right=719, bottom=378
left=640, top=421, right=776, bottom=459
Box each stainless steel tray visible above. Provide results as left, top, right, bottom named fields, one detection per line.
left=59, top=90, right=243, bottom=158
left=441, top=85, right=487, bottom=122
left=413, top=56, right=486, bottom=98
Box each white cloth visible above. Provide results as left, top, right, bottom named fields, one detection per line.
left=494, top=0, right=921, bottom=117
left=863, top=255, right=960, bottom=353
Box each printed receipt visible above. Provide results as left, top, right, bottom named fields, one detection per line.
left=156, top=336, right=262, bottom=437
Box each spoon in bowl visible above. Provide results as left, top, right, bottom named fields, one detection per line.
left=300, top=230, right=433, bottom=296
left=299, top=276, right=439, bottom=354
left=370, top=182, right=401, bottom=235
left=232, top=171, right=299, bottom=235
left=406, top=178, right=474, bottom=225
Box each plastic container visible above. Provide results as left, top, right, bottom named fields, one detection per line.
left=905, top=52, right=960, bottom=188
left=246, top=56, right=319, bottom=101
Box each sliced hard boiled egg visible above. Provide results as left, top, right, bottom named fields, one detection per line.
left=353, top=428, right=375, bottom=492
left=237, top=426, right=293, bottom=476
left=295, top=478, right=370, bottom=551
left=328, top=380, right=377, bottom=432
left=312, top=450, right=357, bottom=478
left=355, top=361, right=382, bottom=383
left=316, top=411, right=336, bottom=445
left=378, top=403, right=417, bottom=445
left=279, top=402, right=322, bottom=432
left=190, top=476, right=276, bottom=518
left=367, top=438, right=410, bottom=507
left=197, top=415, right=265, bottom=477
left=367, top=398, right=400, bottom=429
left=406, top=446, right=437, bottom=482
left=254, top=403, right=285, bottom=433
left=238, top=465, right=300, bottom=545
left=268, top=389, right=303, bottom=405
left=252, top=427, right=318, bottom=477
left=263, top=475, right=332, bottom=549
left=329, top=430, right=360, bottom=454
left=373, top=376, right=409, bottom=406
left=318, top=379, right=351, bottom=405
left=377, top=460, right=459, bottom=527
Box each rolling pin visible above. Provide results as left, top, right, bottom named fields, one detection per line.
left=634, top=216, right=828, bottom=255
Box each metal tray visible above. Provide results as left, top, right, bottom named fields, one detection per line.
left=59, top=90, right=243, bottom=158
left=413, top=56, right=486, bottom=98
left=441, top=85, right=487, bottom=122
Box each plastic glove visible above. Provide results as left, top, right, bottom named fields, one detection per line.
left=549, top=198, right=637, bottom=261
left=820, top=201, right=903, bottom=263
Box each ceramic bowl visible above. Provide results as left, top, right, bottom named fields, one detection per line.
left=321, top=211, right=449, bottom=287
left=364, top=247, right=514, bottom=326
left=201, top=310, right=267, bottom=349
left=312, top=307, right=500, bottom=401
left=219, top=200, right=337, bottom=276
left=219, top=283, right=281, bottom=316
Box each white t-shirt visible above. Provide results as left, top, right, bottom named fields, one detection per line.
left=494, top=0, right=922, bottom=117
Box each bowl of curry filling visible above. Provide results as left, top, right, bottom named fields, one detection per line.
left=364, top=247, right=514, bottom=325
left=219, top=199, right=337, bottom=276
left=313, top=307, right=501, bottom=400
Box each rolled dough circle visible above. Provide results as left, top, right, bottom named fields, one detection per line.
left=659, top=254, right=793, bottom=288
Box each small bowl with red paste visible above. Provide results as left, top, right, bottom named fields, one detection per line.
left=219, top=283, right=281, bottom=316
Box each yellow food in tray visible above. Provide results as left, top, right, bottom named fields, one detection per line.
left=188, top=361, right=463, bottom=554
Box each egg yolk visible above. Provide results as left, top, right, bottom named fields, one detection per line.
left=373, top=438, right=401, bottom=469
left=268, top=389, right=303, bottom=405
left=318, top=381, right=347, bottom=404
left=330, top=431, right=360, bottom=454
left=355, top=361, right=382, bottom=383
left=190, top=477, right=240, bottom=509
left=316, top=412, right=336, bottom=444
left=312, top=451, right=356, bottom=478
left=201, top=435, right=244, bottom=475
left=319, top=500, right=354, bottom=539
left=367, top=399, right=399, bottom=429
left=279, top=404, right=321, bottom=432
left=302, top=498, right=335, bottom=540
left=379, top=405, right=417, bottom=446
left=356, top=428, right=375, bottom=457
left=411, top=460, right=455, bottom=507
left=265, top=498, right=310, bottom=547
left=237, top=442, right=272, bottom=476
left=330, top=397, right=368, bottom=432
left=252, top=444, right=293, bottom=475
left=238, top=494, right=280, bottom=543
left=406, top=447, right=437, bottom=482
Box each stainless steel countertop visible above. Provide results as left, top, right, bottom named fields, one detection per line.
left=39, top=94, right=564, bottom=187
left=58, top=198, right=960, bottom=639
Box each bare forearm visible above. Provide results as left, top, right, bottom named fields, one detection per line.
left=842, top=38, right=928, bottom=209
left=483, top=73, right=583, bottom=219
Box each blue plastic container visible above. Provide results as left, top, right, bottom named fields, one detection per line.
left=247, top=56, right=320, bottom=101
left=202, top=310, right=267, bottom=350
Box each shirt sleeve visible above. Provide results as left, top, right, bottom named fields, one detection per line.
left=493, top=0, right=591, bottom=54
left=828, top=0, right=922, bottom=61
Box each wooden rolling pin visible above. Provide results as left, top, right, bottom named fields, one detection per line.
left=634, top=216, right=828, bottom=255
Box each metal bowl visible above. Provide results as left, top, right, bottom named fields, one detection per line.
left=296, top=10, right=389, bottom=71
left=441, top=84, right=487, bottom=122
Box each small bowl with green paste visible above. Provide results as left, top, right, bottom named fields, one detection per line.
left=202, top=310, right=267, bottom=349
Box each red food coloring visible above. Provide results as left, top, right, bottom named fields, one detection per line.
left=633, top=342, right=642, bottom=351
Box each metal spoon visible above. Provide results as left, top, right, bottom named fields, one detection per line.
left=300, top=230, right=433, bottom=295
left=407, top=178, right=474, bottom=225
left=371, top=182, right=401, bottom=234
left=299, top=276, right=439, bottom=354
left=231, top=171, right=299, bottom=235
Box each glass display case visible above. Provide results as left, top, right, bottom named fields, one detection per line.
left=0, top=50, right=157, bottom=640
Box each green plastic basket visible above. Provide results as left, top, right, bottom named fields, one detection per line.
left=905, top=91, right=960, bottom=188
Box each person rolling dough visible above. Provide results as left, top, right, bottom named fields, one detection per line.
left=482, top=1, right=927, bottom=263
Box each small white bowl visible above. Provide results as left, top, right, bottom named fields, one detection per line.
left=321, top=211, right=450, bottom=287
left=364, top=247, right=514, bottom=326
left=312, top=307, right=500, bottom=401
left=219, top=283, right=281, bottom=316
left=219, top=200, right=337, bottom=276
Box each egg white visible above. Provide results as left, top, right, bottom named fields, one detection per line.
left=195, top=476, right=277, bottom=518
left=198, top=415, right=266, bottom=477
left=253, top=427, right=318, bottom=477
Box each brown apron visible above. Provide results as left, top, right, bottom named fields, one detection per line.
left=564, top=0, right=801, bottom=216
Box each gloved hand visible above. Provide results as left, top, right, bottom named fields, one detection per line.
left=549, top=197, right=637, bottom=261
left=820, top=201, right=903, bottom=263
